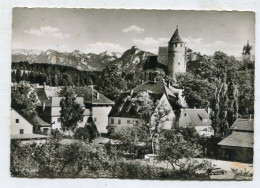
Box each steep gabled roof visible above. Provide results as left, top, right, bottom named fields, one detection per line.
left=36, top=88, right=48, bottom=101
left=36, top=85, right=114, bottom=106
left=74, top=86, right=114, bottom=105
left=108, top=92, right=162, bottom=118
left=185, top=109, right=211, bottom=127
left=230, top=118, right=254, bottom=132
left=169, top=26, right=184, bottom=43
left=132, top=81, right=176, bottom=98
left=36, top=116, right=51, bottom=127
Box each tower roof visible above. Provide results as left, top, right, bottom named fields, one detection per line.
left=243, top=40, right=252, bottom=54
left=169, top=26, right=184, bottom=43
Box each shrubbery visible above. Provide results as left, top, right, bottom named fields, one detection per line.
left=11, top=140, right=210, bottom=179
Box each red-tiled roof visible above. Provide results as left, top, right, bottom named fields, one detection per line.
left=218, top=132, right=254, bottom=148
left=230, top=118, right=254, bottom=132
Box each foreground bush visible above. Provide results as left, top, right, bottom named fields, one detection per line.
left=11, top=140, right=210, bottom=179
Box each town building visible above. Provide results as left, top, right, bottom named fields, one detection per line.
left=218, top=118, right=254, bottom=163
left=107, top=80, right=186, bottom=133
left=242, top=40, right=255, bottom=62
left=11, top=108, right=48, bottom=143
left=143, top=26, right=186, bottom=80
left=35, top=84, right=114, bottom=134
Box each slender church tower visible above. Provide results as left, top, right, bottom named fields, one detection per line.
left=168, top=26, right=186, bottom=78
left=242, top=40, right=254, bottom=61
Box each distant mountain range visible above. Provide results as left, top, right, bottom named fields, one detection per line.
left=12, top=46, right=154, bottom=72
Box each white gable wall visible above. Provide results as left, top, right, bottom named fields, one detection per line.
left=92, top=106, right=112, bottom=134
left=150, top=94, right=175, bottom=130
left=11, top=109, right=33, bottom=135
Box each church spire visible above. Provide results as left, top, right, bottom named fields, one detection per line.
left=169, top=26, right=184, bottom=43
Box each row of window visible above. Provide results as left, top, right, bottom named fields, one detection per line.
left=173, top=43, right=183, bottom=47
left=110, top=118, right=138, bottom=125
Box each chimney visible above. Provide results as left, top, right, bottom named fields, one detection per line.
left=167, top=81, right=170, bottom=88
left=207, top=107, right=211, bottom=114
left=42, top=101, right=46, bottom=112
left=153, top=78, right=157, bottom=83
left=43, top=82, right=46, bottom=89
left=249, top=114, right=252, bottom=120
left=194, top=106, right=196, bottom=109
left=96, top=92, right=100, bottom=100
left=130, top=89, right=133, bottom=95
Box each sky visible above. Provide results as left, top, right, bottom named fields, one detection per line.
left=12, top=8, right=255, bottom=57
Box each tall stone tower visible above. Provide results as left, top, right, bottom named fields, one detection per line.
left=168, top=26, right=186, bottom=78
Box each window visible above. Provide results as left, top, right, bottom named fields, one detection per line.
left=178, top=62, right=180, bottom=65
left=57, top=118, right=60, bottom=122
left=94, top=117, right=97, bottom=122
left=175, top=44, right=177, bottom=47
left=111, top=118, right=114, bottom=124
left=19, top=129, right=24, bottom=134
left=118, top=119, right=121, bottom=124
left=16, top=119, right=19, bottom=123
left=184, top=113, right=187, bottom=117
left=127, top=120, right=130, bottom=124
left=43, top=128, right=48, bottom=134
left=180, top=44, right=182, bottom=47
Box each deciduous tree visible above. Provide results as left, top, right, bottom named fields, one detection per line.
left=59, top=87, right=84, bottom=134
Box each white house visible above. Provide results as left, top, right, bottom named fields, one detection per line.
left=10, top=108, right=48, bottom=143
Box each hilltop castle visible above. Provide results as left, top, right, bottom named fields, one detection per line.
left=143, top=26, right=186, bottom=81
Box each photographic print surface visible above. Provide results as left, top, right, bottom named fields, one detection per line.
left=11, top=8, right=255, bottom=180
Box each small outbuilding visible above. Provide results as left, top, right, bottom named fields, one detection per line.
left=218, top=118, right=254, bottom=163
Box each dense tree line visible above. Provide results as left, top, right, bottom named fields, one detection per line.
left=12, top=62, right=98, bottom=87
left=11, top=62, right=136, bottom=101
left=177, top=50, right=254, bottom=117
